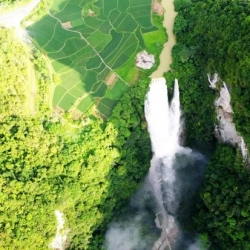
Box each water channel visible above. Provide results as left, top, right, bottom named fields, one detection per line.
left=151, top=0, right=177, bottom=78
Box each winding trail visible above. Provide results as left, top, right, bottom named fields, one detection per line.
left=0, top=0, right=40, bottom=27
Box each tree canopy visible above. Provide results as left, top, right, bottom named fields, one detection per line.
left=170, top=0, right=250, bottom=248
left=0, top=26, right=155, bottom=249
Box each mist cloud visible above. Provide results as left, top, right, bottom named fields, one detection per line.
left=105, top=216, right=148, bottom=250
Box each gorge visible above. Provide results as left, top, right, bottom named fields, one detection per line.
left=105, top=0, right=206, bottom=248
left=105, top=79, right=206, bottom=250
left=1, top=0, right=250, bottom=249
left=145, top=78, right=205, bottom=250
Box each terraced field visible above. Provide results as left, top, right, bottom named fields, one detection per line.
left=27, top=0, right=161, bottom=118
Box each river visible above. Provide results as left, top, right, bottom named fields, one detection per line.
left=151, top=0, right=177, bottom=78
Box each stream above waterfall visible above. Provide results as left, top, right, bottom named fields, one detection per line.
left=105, top=1, right=207, bottom=249
left=151, top=0, right=177, bottom=78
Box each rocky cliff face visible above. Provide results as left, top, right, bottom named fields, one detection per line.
left=208, top=73, right=248, bottom=160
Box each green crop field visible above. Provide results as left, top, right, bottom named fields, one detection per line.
left=27, top=0, right=165, bottom=118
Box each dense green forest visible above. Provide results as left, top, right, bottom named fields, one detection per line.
left=0, top=0, right=168, bottom=248
left=172, top=0, right=250, bottom=151
left=0, top=26, right=158, bottom=249
left=194, top=145, right=250, bottom=250
left=0, top=28, right=31, bottom=116
left=170, top=0, right=250, bottom=249
left=2, top=0, right=250, bottom=249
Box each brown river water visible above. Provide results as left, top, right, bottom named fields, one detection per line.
left=151, top=0, right=177, bottom=78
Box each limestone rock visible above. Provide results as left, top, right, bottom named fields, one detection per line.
left=136, top=50, right=155, bottom=69
left=207, top=73, right=219, bottom=89
left=49, top=210, right=69, bottom=250
left=208, top=73, right=248, bottom=160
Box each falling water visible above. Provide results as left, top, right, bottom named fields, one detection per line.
left=105, top=78, right=206, bottom=249
left=145, top=78, right=180, bottom=158
left=144, top=78, right=181, bottom=249
left=145, top=78, right=205, bottom=250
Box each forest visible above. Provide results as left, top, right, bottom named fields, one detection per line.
left=0, top=24, right=158, bottom=249
left=169, top=0, right=250, bottom=249
left=1, top=0, right=250, bottom=249
left=0, top=0, right=168, bottom=248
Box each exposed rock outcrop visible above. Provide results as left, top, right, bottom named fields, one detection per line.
left=208, top=73, right=248, bottom=160
left=49, top=210, right=69, bottom=250
left=152, top=214, right=178, bottom=250
left=136, top=50, right=155, bottom=69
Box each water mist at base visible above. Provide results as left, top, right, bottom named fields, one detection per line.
left=105, top=78, right=206, bottom=250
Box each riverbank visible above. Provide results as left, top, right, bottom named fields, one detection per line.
left=151, top=0, right=177, bottom=78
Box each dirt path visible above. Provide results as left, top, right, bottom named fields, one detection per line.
left=0, top=0, right=40, bottom=27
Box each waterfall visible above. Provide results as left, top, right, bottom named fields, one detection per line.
left=144, top=78, right=180, bottom=249
left=105, top=78, right=206, bottom=250
left=145, top=78, right=180, bottom=158
left=145, top=78, right=204, bottom=250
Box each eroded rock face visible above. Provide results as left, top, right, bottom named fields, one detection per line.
left=136, top=50, right=155, bottom=69
left=208, top=73, right=248, bottom=160
left=214, top=82, right=241, bottom=145
left=49, top=210, right=69, bottom=250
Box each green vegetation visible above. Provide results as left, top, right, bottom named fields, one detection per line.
left=170, top=0, right=250, bottom=248
left=26, top=0, right=166, bottom=119
left=81, top=2, right=100, bottom=17
left=0, top=0, right=166, bottom=245
left=22, top=0, right=52, bottom=25
left=143, top=14, right=167, bottom=55
left=0, top=0, right=20, bottom=4
left=0, top=26, right=150, bottom=249
left=171, top=0, right=250, bottom=152
left=0, top=0, right=27, bottom=9
left=0, top=28, right=30, bottom=116
left=165, top=43, right=216, bottom=151
left=193, top=145, right=250, bottom=250
left=5, top=0, right=250, bottom=249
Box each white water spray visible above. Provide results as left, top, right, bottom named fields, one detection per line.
left=145, top=78, right=181, bottom=158
left=105, top=78, right=206, bottom=250
left=145, top=78, right=182, bottom=249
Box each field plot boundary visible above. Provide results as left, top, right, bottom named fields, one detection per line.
left=47, top=11, right=127, bottom=85
left=27, top=0, right=158, bottom=118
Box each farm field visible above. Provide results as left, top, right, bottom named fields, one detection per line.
left=27, top=0, right=163, bottom=119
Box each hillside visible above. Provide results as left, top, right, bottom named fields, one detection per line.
left=0, top=0, right=166, bottom=249
left=168, top=0, right=250, bottom=249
